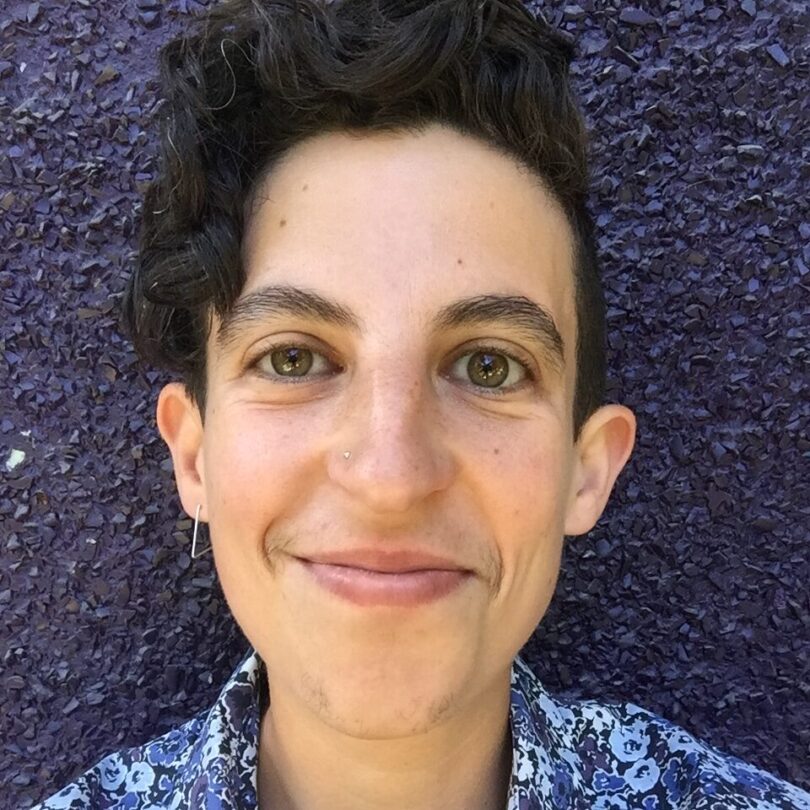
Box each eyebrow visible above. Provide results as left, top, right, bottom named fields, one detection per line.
left=216, top=283, right=566, bottom=375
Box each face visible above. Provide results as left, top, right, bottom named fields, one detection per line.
left=157, top=122, right=635, bottom=738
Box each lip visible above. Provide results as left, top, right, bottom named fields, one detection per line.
left=290, top=549, right=473, bottom=607
left=295, top=548, right=470, bottom=574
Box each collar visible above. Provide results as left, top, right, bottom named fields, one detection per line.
left=180, top=646, right=570, bottom=808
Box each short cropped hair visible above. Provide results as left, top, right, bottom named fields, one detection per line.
left=121, top=0, right=605, bottom=442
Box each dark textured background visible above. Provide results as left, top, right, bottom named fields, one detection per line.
left=1, top=0, right=808, bottom=806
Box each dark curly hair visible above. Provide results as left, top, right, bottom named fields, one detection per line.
left=121, top=0, right=605, bottom=442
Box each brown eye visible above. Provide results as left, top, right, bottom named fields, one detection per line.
left=448, top=345, right=533, bottom=394
left=251, top=340, right=338, bottom=383
left=467, top=351, right=509, bottom=388
left=269, top=346, right=314, bottom=377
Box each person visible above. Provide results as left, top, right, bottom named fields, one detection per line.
left=31, top=1, right=809, bottom=808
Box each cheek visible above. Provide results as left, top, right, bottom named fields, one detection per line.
left=464, top=410, right=569, bottom=515
left=202, top=408, right=318, bottom=532
left=504, top=445, right=568, bottom=618
left=465, top=420, right=570, bottom=658
left=476, top=423, right=570, bottom=563
left=516, top=467, right=566, bottom=541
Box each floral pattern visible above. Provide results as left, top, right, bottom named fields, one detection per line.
left=30, top=648, right=810, bottom=809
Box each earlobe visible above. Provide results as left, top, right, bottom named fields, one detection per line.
left=155, top=382, right=206, bottom=520
left=563, top=404, right=637, bottom=537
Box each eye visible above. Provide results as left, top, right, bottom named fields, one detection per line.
left=447, top=345, right=535, bottom=394
left=250, top=341, right=338, bottom=381
left=247, top=339, right=535, bottom=393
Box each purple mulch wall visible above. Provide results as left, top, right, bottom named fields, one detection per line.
left=1, top=1, right=807, bottom=806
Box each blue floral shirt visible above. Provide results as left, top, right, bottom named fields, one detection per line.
left=31, top=646, right=810, bottom=809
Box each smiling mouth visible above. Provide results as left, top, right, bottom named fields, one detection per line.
left=294, top=547, right=470, bottom=573
left=291, top=556, right=474, bottom=607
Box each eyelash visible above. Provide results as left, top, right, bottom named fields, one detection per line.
left=247, top=340, right=538, bottom=395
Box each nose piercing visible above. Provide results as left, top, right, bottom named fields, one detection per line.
left=343, top=450, right=351, bottom=459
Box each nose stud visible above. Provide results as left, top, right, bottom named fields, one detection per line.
left=343, top=450, right=351, bottom=459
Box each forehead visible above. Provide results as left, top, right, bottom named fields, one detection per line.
left=215, top=124, right=576, bottom=380
left=242, top=124, right=574, bottom=288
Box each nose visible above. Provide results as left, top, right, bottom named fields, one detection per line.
left=328, top=366, right=456, bottom=516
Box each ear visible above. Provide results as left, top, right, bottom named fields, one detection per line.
left=155, top=382, right=207, bottom=521
left=563, top=403, right=637, bottom=536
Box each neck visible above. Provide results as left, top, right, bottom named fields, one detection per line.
left=257, top=671, right=513, bottom=810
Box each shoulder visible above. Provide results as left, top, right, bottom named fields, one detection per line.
left=28, top=711, right=207, bottom=809
left=583, top=700, right=809, bottom=809
left=510, top=657, right=810, bottom=809
left=29, top=646, right=263, bottom=809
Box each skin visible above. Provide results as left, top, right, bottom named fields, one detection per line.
left=156, top=122, right=636, bottom=810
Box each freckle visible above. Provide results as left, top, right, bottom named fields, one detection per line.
left=493, top=447, right=500, bottom=455
left=279, top=218, right=286, bottom=227
left=302, top=184, right=308, bottom=191
left=457, top=258, right=463, bottom=265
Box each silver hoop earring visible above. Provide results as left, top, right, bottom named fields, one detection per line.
left=191, top=503, right=213, bottom=558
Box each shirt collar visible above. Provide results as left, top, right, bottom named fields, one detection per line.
left=184, top=646, right=570, bottom=809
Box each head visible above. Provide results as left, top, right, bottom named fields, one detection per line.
left=123, top=0, right=635, bottom=737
